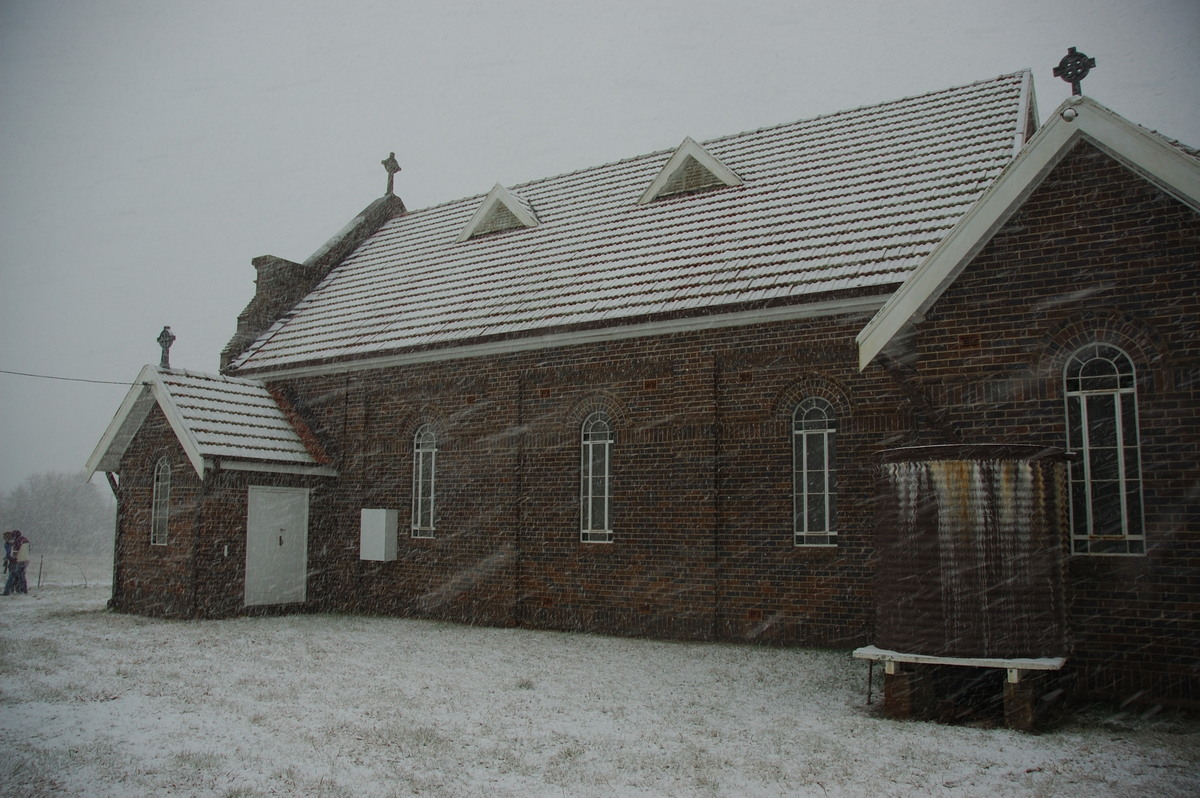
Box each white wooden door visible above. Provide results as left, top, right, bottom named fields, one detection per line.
left=245, top=486, right=309, bottom=606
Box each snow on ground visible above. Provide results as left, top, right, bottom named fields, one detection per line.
left=1, top=586, right=1197, bottom=798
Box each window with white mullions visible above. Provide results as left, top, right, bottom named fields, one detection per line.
left=412, top=424, right=438, bottom=537
left=151, top=457, right=170, bottom=546
left=793, top=398, right=837, bottom=546
left=1064, top=343, right=1144, bottom=555
left=580, top=411, right=613, bottom=543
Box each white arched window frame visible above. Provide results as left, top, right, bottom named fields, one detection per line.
left=150, top=457, right=171, bottom=546
left=1064, top=343, right=1145, bottom=555
left=580, top=411, right=613, bottom=543
left=793, top=398, right=837, bottom=546
left=412, top=424, right=438, bottom=537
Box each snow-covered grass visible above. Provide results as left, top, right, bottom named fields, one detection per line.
left=15, top=551, right=113, bottom=591
left=2, top=586, right=1197, bottom=797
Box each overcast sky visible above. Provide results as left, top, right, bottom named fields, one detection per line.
left=1, top=0, right=1197, bottom=493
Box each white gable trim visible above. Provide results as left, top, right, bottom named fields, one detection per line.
left=856, top=96, right=1200, bottom=370
left=638, top=136, right=743, bottom=204
left=85, top=365, right=209, bottom=478
left=456, top=183, right=540, bottom=242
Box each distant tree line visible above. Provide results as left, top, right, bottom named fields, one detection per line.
left=0, top=471, right=116, bottom=555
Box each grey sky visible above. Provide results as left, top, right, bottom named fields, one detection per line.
left=1, top=0, right=1197, bottom=493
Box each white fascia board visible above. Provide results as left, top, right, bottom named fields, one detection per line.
left=85, top=364, right=158, bottom=476
left=212, top=459, right=338, bottom=477
left=456, top=183, right=540, bottom=242
left=235, top=294, right=888, bottom=382
left=146, top=370, right=209, bottom=479
left=84, top=365, right=207, bottom=478
left=1076, top=99, right=1200, bottom=212
left=638, top=136, right=743, bottom=204
left=856, top=95, right=1200, bottom=371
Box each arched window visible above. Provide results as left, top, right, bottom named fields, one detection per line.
left=412, top=424, right=438, bottom=537
left=793, top=398, right=837, bottom=546
left=580, top=411, right=613, bottom=543
left=151, top=457, right=170, bottom=546
left=1064, top=343, right=1144, bottom=554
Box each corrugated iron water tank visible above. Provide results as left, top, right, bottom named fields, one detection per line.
left=875, top=445, right=1070, bottom=660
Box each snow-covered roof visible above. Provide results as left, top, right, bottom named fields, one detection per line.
left=229, top=71, right=1034, bottom=376
left=856, top=94, right=1200, bottom=370
left=86, top=365, right=335, bottom=479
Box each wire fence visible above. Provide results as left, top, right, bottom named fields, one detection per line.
left=6, top=552, right=114, bottom=591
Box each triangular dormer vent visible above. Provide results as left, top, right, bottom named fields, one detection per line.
left=638, top=137, right=742, bottom=204
left=457, top=184, right=540, bottom=242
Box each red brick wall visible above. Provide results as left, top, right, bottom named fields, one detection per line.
left=112, top=407, right=200, bottom=617
left=277, top=310, right=903, bottom=646
left=895, top=142, right=1200, bottom=706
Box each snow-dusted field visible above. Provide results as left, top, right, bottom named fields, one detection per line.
left=1, top=585, right=1196, bottom=797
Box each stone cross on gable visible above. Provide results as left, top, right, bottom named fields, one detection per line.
left=1054, top=47, right=1096, bottom=96
left=382, top=152, right=401, bottom=195
left=157, top=325, right=176, bottom=370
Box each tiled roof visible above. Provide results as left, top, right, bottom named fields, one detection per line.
left=86, top=365, right=332, bottom=478
left=230, top=72, right=1033, bottom=374
left=156, top=369, right=325, bottom=466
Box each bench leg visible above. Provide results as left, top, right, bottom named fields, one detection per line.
left=1004, top=671, right=1040, bottom=731
left=884, top=664, right=934, bottom=720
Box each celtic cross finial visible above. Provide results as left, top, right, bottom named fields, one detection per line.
left=382, top=152, right=401, bottom=195
left=1053, top=47, right=1096, bottom=96
left=157, top=326, right=176, bottom=370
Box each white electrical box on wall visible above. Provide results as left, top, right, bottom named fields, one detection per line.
left=360, top=508, right=398, bottom=561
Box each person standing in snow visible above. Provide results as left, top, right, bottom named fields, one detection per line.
left=2, top=530, right=30, bottom=595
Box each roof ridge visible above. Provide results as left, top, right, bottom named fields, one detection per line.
left=700, top=70, right=1030, bottom=151
left=400, top=71, right=1031, bottom=218
left=159, top=366, right=266, bottom=387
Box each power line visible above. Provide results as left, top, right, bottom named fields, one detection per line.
left=0, top=369, right=136, bottom=387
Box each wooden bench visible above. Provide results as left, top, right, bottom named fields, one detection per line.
left=852, top=645, right=1067, bottom=730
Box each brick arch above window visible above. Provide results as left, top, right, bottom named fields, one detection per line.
left=398, top=406, right=450, bottom=444
left=566, top=392, right=630, bottom=430
left=773, top=375, right=852, bottom=424
left=137, top=447, right=183, bottom=485
left=1040, top=309, right=1163, bottom=396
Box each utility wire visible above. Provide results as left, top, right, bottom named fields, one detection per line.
left=0, top=369, right=136, bottom=387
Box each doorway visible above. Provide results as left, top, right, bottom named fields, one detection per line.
left=245, top=486, right=309, bottom=606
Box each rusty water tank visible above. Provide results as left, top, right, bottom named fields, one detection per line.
left=875, top=445, right=1070, bottom=659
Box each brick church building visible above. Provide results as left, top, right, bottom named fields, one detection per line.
left=88, top=70, right=1200, bottom=712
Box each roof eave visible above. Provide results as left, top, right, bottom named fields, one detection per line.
left=229, top=289, right=893, bottom=381
left=209, top=459, right=339, bottom=478
left=85, top=364, right=158, bottom=477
